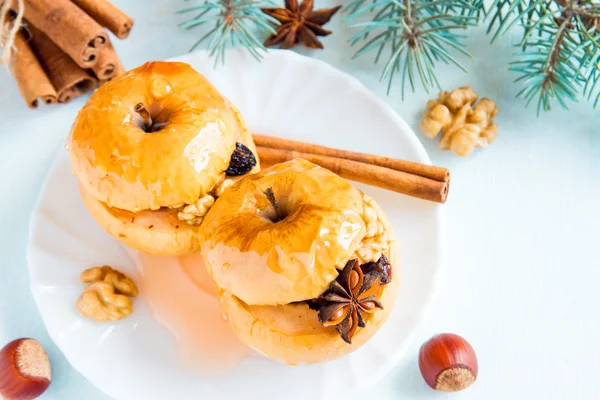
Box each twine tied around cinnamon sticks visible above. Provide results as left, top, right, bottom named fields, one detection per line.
left=0, top=0, right=24, bottom=65
left=1, top=0, right=133, bottom=108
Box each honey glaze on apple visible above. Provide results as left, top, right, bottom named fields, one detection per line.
left=126, top=250, right=254, bottom=371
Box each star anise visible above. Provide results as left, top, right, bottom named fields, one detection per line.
left=262, top=0, right=342, bottom=49
left=318, top=259, right=383, bottom=344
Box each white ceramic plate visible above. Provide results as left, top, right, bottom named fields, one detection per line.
left=27, top=49, right=444, bottom=400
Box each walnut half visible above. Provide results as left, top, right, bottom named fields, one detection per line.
left=177, top=194, right=215, bottom=226
left=77, top=266, right=139, bottom=322
left=356, top=194, right=390, bottom=264
left=336, top=194, right=390, bottom=269
left=175, top=173, right=243, bottom=226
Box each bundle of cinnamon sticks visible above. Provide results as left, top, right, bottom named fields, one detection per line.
left=5, top=0, right=133, bottom=109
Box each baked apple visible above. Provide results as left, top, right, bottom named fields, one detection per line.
left=70, top=61, right=259, bottom=256
left=201, top=159, right=400, bottom=364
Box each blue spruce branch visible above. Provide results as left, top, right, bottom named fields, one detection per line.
left=488, top=0, right=600, bottom=113
left=346, top=0, right=482, bottom=97
left=178, top=0, right=280, bottom=66
left=176, top=0, right=600, bottom=114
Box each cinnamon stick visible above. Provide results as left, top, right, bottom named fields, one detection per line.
left=257, top=146, right=449, bottom=203
left=92, top=40, right=123, bottom=82
left=28, top=24, right=97, bottom=103
left=99, top=60, right=124, bottom=85
left=22, top=0, right=107, bottom=68
left=70, top=0, right=134, bottom=39
left=9, top=29, right=57, bottom=108
left=253, top=134, right=449, bottom=183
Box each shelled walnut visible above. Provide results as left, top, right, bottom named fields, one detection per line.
left=77, top=266, right=138, bottom=322
left=421, top=87, right=498, bottom=156
left=177, top=194, right=215, bottom=226
left=356, top=195, right=389, bottom=264
left=336, top=194, right=390, bottom=268
left=175, top=173, right=243, bottom=226
left=212, top=173, right=236, bottom=198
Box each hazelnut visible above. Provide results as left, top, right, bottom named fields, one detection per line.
left=418, top=333, right=478, bottom=392
left=0, top=338, right=51, bottom=400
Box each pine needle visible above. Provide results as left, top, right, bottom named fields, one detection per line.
left=178, top=0, right=279, bottom=66
left=177, top=0, right=600, bottom=114
left=487, top=0, right=600, bottom=113
left=346, top=0, right=481, bottom=97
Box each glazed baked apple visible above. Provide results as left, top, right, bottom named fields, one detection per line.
left=201, top=159, right=400, bottom=364
left=70, top=61, right=259, bottom=256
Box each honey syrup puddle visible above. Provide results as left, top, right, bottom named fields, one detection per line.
left=125, top=249, right=254, bottom=371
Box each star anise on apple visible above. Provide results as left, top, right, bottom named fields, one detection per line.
left=317, top=259, right=384, bottom=344
left=261, top=0, right=342, bottom=49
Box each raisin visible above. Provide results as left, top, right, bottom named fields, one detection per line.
left=225, top=142, right=257, bottom=176
left=360, top=255, right=392, bottom=284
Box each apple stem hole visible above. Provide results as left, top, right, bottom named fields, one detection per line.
left=264, top=188, right=285, bottom=222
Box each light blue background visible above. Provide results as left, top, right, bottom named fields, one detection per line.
left=0, top=1, right=599, bottom=398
